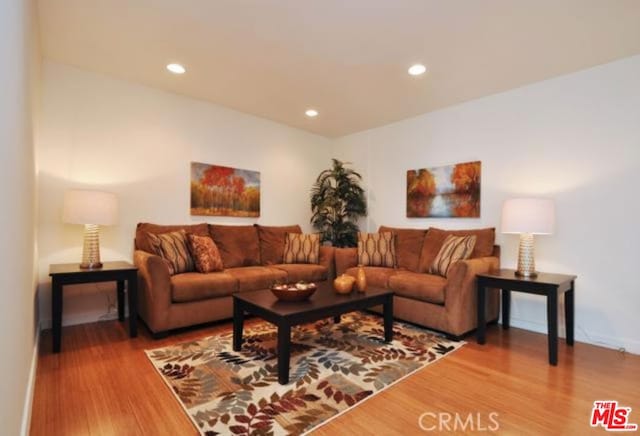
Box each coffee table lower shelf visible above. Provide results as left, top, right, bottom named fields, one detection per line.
left=232, top=285, right=394, bottom=385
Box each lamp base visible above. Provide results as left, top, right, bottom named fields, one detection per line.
left=516, top=233, right=537, bottom=278
left=80, top=224, right=102, bottom=270
left=515, top=269, right=537, bottom=278
left=79, top=262, right=103, bottom=270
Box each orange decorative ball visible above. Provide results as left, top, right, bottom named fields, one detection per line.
left=334, top=274, right=355, bottom=294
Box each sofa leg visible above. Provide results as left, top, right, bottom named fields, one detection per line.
left=151, top=330, right=169, bottom=340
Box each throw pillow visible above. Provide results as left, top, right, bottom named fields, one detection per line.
left=147, top=230, right=195, bottom=275
left=283, top=233, right=320, bottom=264
left=419, top=227, right=495, bottom=273
left=186, top=233, right=224, bottom=273
left=429, top=234, right=477, bottom=277
left=357, top=232, right=396, bottom=268
left=135, top=222, right=208, bottom=253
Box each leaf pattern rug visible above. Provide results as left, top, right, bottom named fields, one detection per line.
left=145, top=311, right=464, bottom=435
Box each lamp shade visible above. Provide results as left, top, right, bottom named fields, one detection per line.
left=63, top=189, right=118, bottom=226
left=501, top=198, right=555, bottom=235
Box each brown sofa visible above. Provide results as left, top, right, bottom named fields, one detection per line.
left=335, top=226, right=500, bottom=338
left=134, top=223, right=335, bottom=336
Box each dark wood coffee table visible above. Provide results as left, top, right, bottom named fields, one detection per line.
left=232, top=282, right=394, bottom=384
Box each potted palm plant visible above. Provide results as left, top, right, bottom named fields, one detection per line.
left=310, top=159, right=367, bottom=247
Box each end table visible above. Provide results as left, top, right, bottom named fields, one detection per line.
left=49, top=261, right=138, bottom=353
left=476, top=269, right=576, bottom=365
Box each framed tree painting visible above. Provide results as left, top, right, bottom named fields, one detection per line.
left=406, top=160, right=481, bottom=218
left=190, top=162, right=260, bottom=217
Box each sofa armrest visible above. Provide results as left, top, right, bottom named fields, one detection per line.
left=334, top=247, right=358, bottom=276
left=134, top=250, right=172, bottom=333
left=444, top=256, right=500, bottom=335
left=318, top=246, right=336, bottom=280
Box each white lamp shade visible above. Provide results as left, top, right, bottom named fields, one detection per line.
left=501, top=198, right=555, bottom=235
left=63, top=190, right=118, bottom=226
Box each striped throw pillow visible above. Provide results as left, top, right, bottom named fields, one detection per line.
left=147, top=230, right=195, bottom=275
left=283, top=233, right=320, bottom=264
left=429, top=234, right=477, bottom=277
left=357, top=232, right=396, bottom=268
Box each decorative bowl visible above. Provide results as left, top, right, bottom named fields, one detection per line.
left=333, top=274, right=356, bottom=294
left=270, top=282, right=317, bottom=302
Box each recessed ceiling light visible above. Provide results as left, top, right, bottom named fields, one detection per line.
left=166, top=63, right=186, bottom=74
left=305, top=109, right=319, bottom=118
left=408, top=64, right=427, bottom=76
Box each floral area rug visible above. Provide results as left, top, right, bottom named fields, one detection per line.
left=145, top=312, right=464, bottom=435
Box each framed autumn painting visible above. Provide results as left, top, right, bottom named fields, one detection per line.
left=406, top=161, right=481, bottom=218
left=190, top=162, right=260, bottom=217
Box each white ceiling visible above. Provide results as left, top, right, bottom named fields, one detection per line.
left=38, top=0, right=640, bottom=138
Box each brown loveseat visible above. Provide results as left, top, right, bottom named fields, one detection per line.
left=336, top=226, right=500, bottom=338
left=134, top=223, right=335, bottom=336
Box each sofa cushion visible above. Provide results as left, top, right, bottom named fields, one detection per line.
left=225, top=266, right=288, bottom=292
left=209, top=224, right=261, bottom=268
left=379, top=226, right=427, bottom=272
left=171, top=272, right=238, bottom=303
left=136, top=222, right=209, bottom=253
left=357, top=232, right=396, bottom=267
left=147, top=230, right=195, bottom=275
left=430, top=235, right=476, bottom=277
left=283, top=233, right=320, bottom=264
left=270, top=264, right=328, bottom=283
left=256, top=224, right=302, bottom=265
left=419, top=227, right=495, bottom=273
left=187, top=233, right=224, bottom=273
left=388, top=271, right=447, bottom=304
left=346, top=266, right=397, bottom=288
left=335, top=247, right=358, bottom=276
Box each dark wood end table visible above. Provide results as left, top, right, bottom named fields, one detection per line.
left=49, top=261, right=138, bottom=353
left=233, top=283, right=394, bottom=384
left=476, top=268, right=576, bottom=365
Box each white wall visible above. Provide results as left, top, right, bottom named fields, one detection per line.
left=334, top=55, right=640, bottom=353
left=0, top=0, right=40, bottom=434
left=37, top=61, right=332, bottom=327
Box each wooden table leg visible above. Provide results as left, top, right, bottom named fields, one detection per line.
left=547, top=287, right=558, bottom=365
left=127, top=275, right=138, bottom=337
left=501, top=289, right=510, bottom=329
left=277, top=323, right=291, bottom=384
left=52, top=279, right=63, bottom=353
left=565, top=281, right=575, bottom=346
left=233, top=299, right=244, bottom=352
left=117, top=280, right=125, bottom=322
left=383, top=295, right=394, bottom=342
left=476, top=282, right=486, bottom=344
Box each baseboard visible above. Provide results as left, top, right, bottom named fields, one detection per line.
left=20, top=327, right=40, bottom=436
left=39, top=311, right=120, bottom=331
left=507, top=317, right=640, bottom=355
left=37, top=310, right=640, bottom=355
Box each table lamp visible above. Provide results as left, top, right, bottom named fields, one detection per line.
left=501, top=198, right=555, bottom=277
left=63, top=189, right=118, bottom=269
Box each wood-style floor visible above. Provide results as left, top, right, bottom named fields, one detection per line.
left=31, top=317, right=639, bottom=435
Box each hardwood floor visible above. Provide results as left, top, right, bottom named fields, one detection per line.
left=31, top=317, right=639, bottom=435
